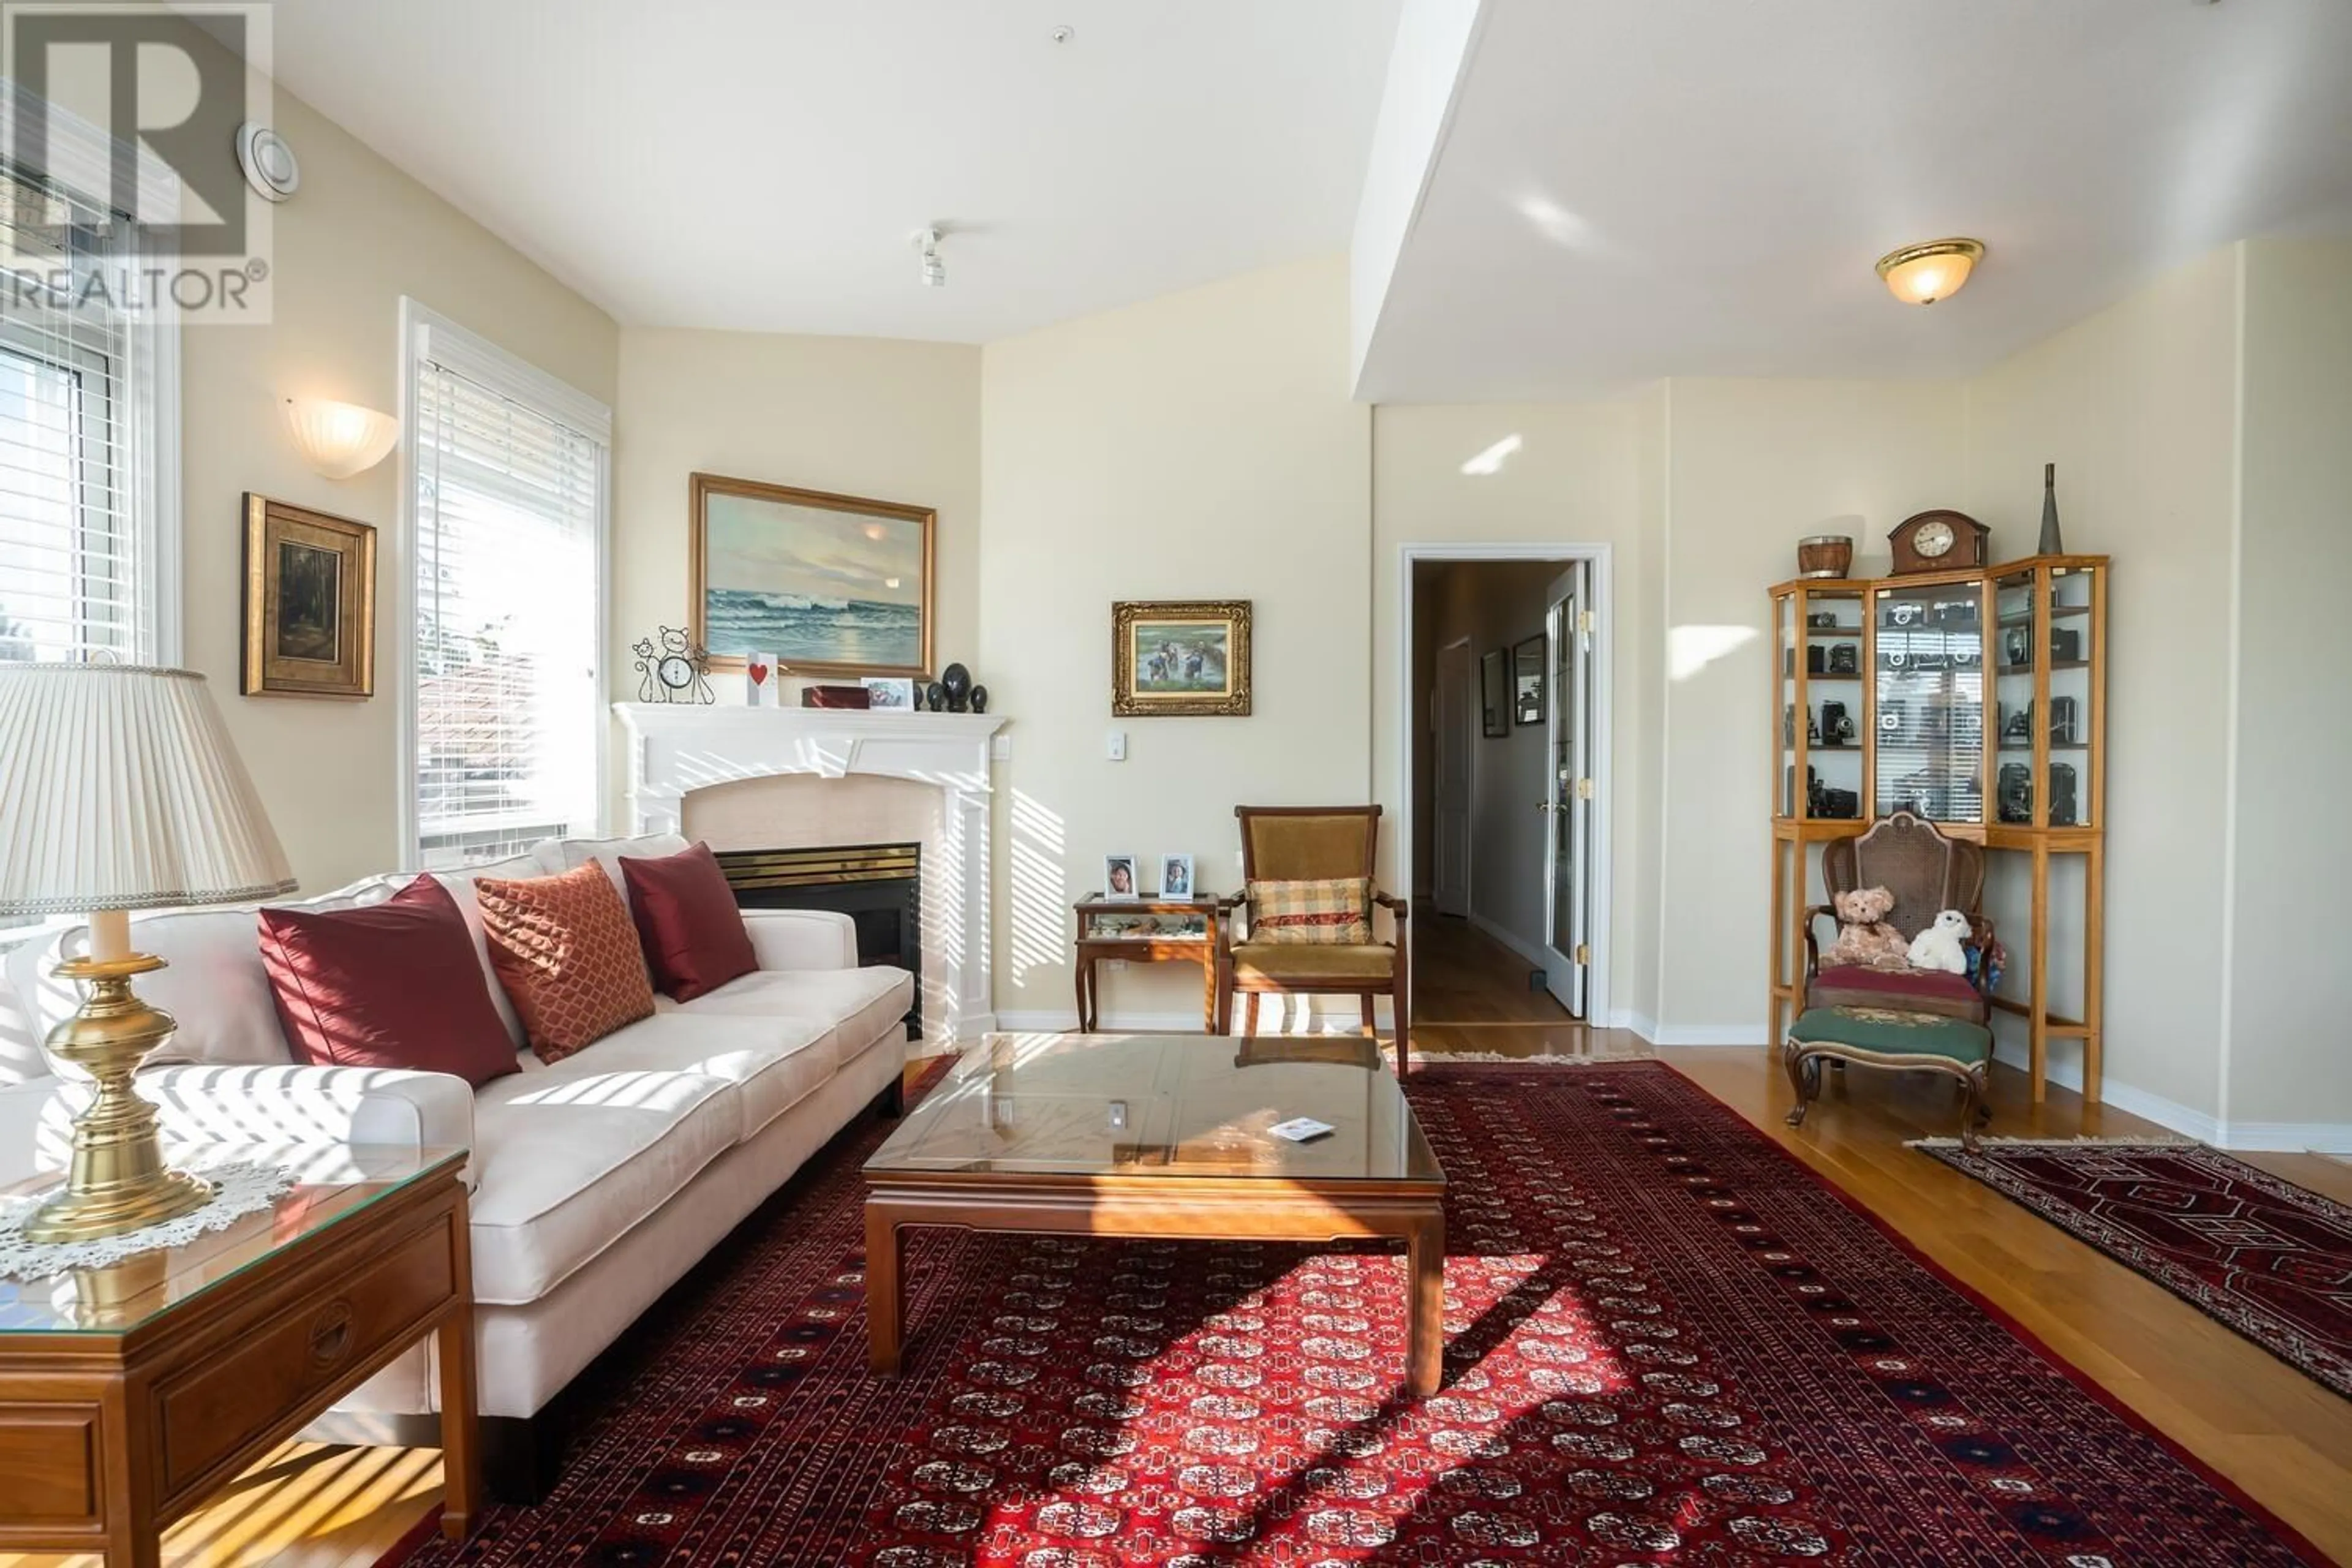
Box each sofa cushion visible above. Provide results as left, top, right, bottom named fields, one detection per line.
left=620, top=843, right=757, bottom=1003
left=426, top=852, right=549, bottom=1047
left=1247, top=877, right=1373, bottom=944
left=572, top=1012, right=835, bottom=1142
left=258, top=876, right=519, bottom=1088
left=668, top=965, right=913, bottom=1071
left=538, top=832, right=691, bottom=897
left=477, top=862, right=657, bottom=1063
left=467, top=1050, right=739, bottom=1305
left=1232, top=941, right=1395, bottom=984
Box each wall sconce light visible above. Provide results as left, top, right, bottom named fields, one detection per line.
left=1875, top=238, right=1985, bottom=305
left=281, top=398, right=399, bottom=479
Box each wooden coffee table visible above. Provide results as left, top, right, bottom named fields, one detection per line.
left=863, top=1032, right=1447, bottom=1395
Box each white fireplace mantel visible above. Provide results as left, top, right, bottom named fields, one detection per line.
left=612, top=703, right=1006, bottom=1038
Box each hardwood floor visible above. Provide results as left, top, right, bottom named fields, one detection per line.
left=15, top=918, right=2345, bottom=1564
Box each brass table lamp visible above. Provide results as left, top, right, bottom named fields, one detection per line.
left=0, top=663, right=295, bottom=1243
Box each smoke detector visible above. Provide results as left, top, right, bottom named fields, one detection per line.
left=235, top=123, right=299, bottom=202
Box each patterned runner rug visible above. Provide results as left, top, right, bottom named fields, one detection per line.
left=385, top=1062, right=2322, bottom=1565
left=1917, top=1136, right=2352, bottom=1401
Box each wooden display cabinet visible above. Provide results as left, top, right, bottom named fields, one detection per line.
left=1768, top=556, right=2109, bottom=1102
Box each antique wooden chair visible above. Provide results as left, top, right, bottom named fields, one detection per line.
left=1803, top=810, right=1996, bottom=1025
left=1218, top=805, right=1411, bottom=1075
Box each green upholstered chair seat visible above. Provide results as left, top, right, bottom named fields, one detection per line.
left=1790, top=1006, right=1992, bottom=1066
left=1231, top=941, right=1396, bottom=985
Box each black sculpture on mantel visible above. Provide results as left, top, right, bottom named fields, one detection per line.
left=924, top=681, right=948, bottom=712
left=970, top=684, right=989, bottom=715
left=941, top=662, right=973, bottom=714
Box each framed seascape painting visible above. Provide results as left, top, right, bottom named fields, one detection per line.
left=1110, top=599, right=1253, bottom=718
left=689, top=472, right=935, bottom=676
left=241, top=494, right=376, bottom=699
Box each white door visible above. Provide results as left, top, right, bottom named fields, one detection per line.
left=1432, top=637, right=1473, bottom=918
left=1542, top=566, right=1596, bottom=1015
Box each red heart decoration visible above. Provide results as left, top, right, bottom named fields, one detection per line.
left=748, top=662, right=770, bottom=687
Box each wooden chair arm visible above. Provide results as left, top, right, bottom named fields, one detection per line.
left=1372, top=891, right=1410, bottom=916
left=1801, top=903, right=1836, bottom=986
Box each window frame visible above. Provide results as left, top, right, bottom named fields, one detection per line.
left=394, top=297, right=611, bottom=870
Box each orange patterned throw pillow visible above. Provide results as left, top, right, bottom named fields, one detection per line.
left=1248, top=876, right=1373, bottom=944
left=475, top=862, right=655, bottom=1062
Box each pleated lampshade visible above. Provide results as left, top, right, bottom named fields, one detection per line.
left=0, top=663, right=295, bottom=918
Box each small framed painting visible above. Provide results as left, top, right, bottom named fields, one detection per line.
left=1513, top=634, right=1545, bottom=726
left=241, top=494, right=376, bottom=699
left=1159, top=853, right=1194, bottom=899
left=1112, top=599, right=1252, bottom=717
left=1480, top=649, right=1509, bottom=737
left=690, top=472, right=935, bottom=676
left=1103, top=854, right=1140, bottom=901
left=862, top=676, right=915, bottom=710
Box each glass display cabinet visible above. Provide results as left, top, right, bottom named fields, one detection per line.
left=1767, top=555, right=2109, bottom=1106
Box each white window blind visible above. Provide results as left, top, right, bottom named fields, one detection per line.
left=0, top=160, right=168, bottom=663
left=410, top=344, right=607, bottom=870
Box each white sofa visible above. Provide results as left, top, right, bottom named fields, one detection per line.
left=0, top=832, right=913, bottom=1475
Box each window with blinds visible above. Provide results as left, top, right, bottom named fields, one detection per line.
left=409, top=336, right=608, bottom=870
left=0, top=162, right=167, bottom=664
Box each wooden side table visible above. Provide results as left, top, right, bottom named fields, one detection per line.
left=0, top=1146, right=478, bottom=1568
left=1072, top=894, right=1226, bottom=1033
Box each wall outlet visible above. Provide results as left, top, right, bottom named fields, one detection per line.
left=991, top=733, right=1012, bottom=761
left=1107, top=729, right=1127, bottom=761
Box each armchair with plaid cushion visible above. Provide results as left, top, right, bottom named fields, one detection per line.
left=1216, top=805, right=1411, bottom=1076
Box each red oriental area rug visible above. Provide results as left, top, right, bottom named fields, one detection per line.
left=1917, top=1136, right=2352, bottom=1400
left=385, top=1063, right=2323, bottom=1566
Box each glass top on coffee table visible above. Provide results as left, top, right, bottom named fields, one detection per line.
left=865, top=1033, right=1441, bottom=1185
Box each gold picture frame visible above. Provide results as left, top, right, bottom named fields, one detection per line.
left=688, top=472, right=937, bottom=676
left=241, top=494, right=376, bottom=699
left=1112, top=599, right=1253, bottom=717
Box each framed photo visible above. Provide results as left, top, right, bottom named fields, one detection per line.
left=1159, top=853, right=1194, bottom=899
left=690, top=472, right=935, bottom=676
left=241, top=494, right=376, bottom=699
left=1513, top=634, right=1545, bottom=726
left=1112, top=599, right=1251, bottom=717
left=1103, top=854, right=1140, bottom=901
left=862, top=676, right=915, bottom=710
left=1480, top=648, right=1509, bottom=737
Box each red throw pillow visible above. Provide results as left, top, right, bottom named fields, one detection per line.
left=257, top=875, right=519, bottom=1088
left=620, top=842, right=758, bottom=1002
left=474, top=861, right=657, bottom=1063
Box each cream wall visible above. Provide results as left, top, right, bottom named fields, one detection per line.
left=608, top=329, right=982, bottom=827
left=2227, top=237, right=2352, bottom=1133
left=1660, top=380, right=1967, bottom=1038
left=1371, top=402, right=1645, bottom=1019
left=979, top=258, right=1372, bottom=1027
left=1960, top=248, right=2241, bottom=1118
left=178, top=74, right=619, bottom=892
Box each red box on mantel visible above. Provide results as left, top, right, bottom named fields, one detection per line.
left=801, top=685, right=871, bottom=709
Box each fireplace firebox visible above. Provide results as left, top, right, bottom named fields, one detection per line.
left=714, top=843, right=921, bottom=1040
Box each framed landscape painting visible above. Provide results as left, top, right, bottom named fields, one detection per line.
left=241, top=494, right=376, bottom=699
left=1111, top=599, right=1253, bottom=717
left=689, top=472, right=935, bottom=676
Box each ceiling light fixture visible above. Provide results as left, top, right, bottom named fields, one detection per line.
left=1875, top=238, right=1985, bottom=305
left=916, top=226, right=946, bottom=287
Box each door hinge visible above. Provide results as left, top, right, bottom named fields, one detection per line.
left=1574, top=943, right=1592, bottom=965
left=1577, top=609, right=1596, bottom=635
left=1576, top=777, right=1597, bottom=801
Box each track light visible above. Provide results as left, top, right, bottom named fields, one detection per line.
left=916, top=226, right=946, bottom=288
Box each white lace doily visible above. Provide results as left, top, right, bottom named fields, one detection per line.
left=0, top=1161, right=298, bottom=1281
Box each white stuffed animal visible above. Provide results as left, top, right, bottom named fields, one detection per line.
left=1905, top=908, right=1972, bottom=974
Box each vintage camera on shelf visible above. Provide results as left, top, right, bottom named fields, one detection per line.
left=1998, top=761, right=2079, bottom=825
left=1879, top=701, right=1904, bottom=734
left=2049, top=763, right=2079, bottom=826
left=1826, top=642, right=1860, bottom=676
left=1805, top=610, right=1841, bottom=630
left=1929, top=600, right=1979, bottom=630
left=1806, top=644, right=1825, bottom=675
left=1819, top=701, right=1856, bottom=746
left=1884, top=601, right=1924, bottom=628
left=2000, top=701, right=2033, bottom=744
left=2050, top=627, right=2083, bottom=663
left=2049, top=695, right=2079, bottom=744
left=1807, top=766, right=1861, bottom=820
left=2002, top=626, right=2033, bottom=669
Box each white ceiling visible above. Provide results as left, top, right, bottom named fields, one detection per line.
left=258, top=0, right=1401, bottom=341
left=1355, top=0, right=2352, bottom=401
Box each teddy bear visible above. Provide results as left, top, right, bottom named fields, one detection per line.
left=1905, top=908, right=1973, bottom=974
left=1826, top=886, right=1909, bottom=967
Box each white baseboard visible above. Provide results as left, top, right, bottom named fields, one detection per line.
left=1988, top=1038, right=2349, bottom=1151
left=2216, top=1121, right=2352, bottom=1155
left=1648, top=1024, right=1771, bottom=1047
left=1466, top=913, right=1551, bottom=978
left=1609, top=1009, right=1657, bottom=1039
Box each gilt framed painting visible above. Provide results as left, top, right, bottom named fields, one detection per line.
left=241, top=494, right=376, bottom=699
left=1111, top=599, right=1253, bottom=718
left=689, top=472, right=935, bottom=676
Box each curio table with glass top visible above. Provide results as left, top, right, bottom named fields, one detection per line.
left=862, top=1033, right=1447, bottom=1395
left=0, top=1145, right=478, bottom=1567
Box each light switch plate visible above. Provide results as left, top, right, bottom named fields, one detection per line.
left=990, top=733, right=1012, bottom=761
left=1107, top=729, right=1127, bottom=761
